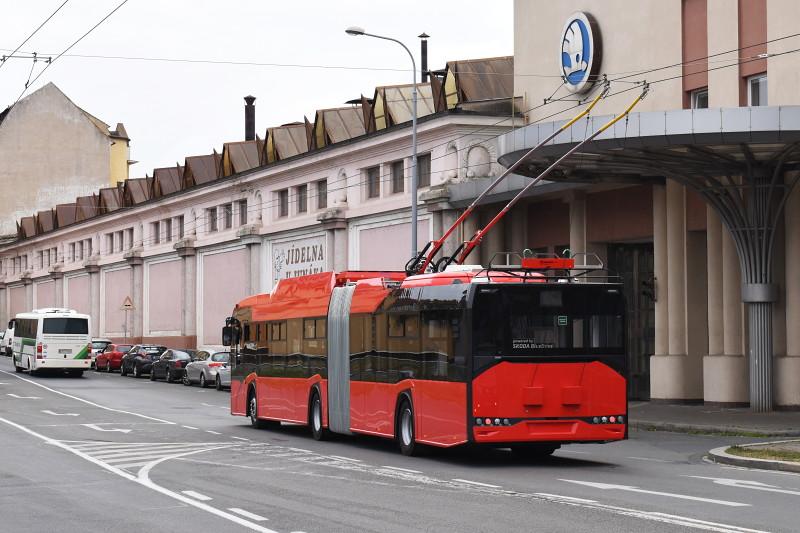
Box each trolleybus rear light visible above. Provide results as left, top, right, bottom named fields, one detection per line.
left=484, top=418, right=492, bottom=426
left=503, top=418, right=510, bottom=426
left=609, top=416, right=616, bottom=423
left=593, top=417, right=599, bottom=424
left=475, top=418, right=483, bottom=426
left=618, top=416, right=624, bottom=424
left=601, top=417, right=608, bottom=423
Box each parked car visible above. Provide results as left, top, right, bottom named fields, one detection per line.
left=0, top=331, right=5, bottom=356
left=90, top=338, right=113, bottom=368
left=183, top=350, right=230, bottom=388
left=94, top=343, right=133, bottom=372
left=4, top=319, right=14, bottom=356
left=215, top=364, right=231, bottom=391
left=120, top=344, right=167, bottom=378
left=151, top=349, right=197, bottom=383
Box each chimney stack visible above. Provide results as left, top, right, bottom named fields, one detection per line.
left=419, top=33, right=429, bottom=82
left=244, top=95, right=256, bottom=141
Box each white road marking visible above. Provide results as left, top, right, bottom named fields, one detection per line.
left=0, top=404, right=277, bottom=533
left=7, top=393, right=40, bottom=399
left=206, top=430, right=221, bottom=435
left=229, top=508, right=269, bottom=521
left=0, top=369, right=174, bottom=424
left=0, top=382, right=8, bottom=385
left=41, top=409, right=79, bottom=416
left=182, top=425, right=199, bottom=430
left=560, top=479, right=750, bottom=507
left=231, top=436, right=250, bottom=441
left=534, top=493, right=598, bottom=504
left=557, top=449, right=589, bottom=454
left=182, top=490, right=212, bottom=501
left=328, top=455, right=361, bottom=462
left=380, top=466, right=422, bottom=474
left=452, top=478, right=502, bottom=488
left=82, top=423, right=132, bottom=434
left=626, top=456, right=673, bottom=463
left=688, top=476, right=800, bottom=496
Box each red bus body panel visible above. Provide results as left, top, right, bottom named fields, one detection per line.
left=471, top=361, right=626, bottom=443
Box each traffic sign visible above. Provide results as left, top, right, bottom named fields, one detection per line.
left=120, top=296, right=135, bottom=311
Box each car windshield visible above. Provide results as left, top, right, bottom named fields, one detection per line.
left=117, top=345, right=132, bottom=352
left=210, top=352, right=230, bottom=363
left=92, top=341, right=110, bottom=349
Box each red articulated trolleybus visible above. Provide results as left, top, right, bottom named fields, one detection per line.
left=224, top=83, right=647, bottom=456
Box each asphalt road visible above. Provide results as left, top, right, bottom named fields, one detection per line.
left=0, top=357, right=797, bottom=533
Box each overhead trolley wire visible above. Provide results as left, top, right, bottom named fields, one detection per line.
left=0, top=0, right=69, bottom=73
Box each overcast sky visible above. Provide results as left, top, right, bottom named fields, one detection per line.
left=1, top=0, right=513, bottom=174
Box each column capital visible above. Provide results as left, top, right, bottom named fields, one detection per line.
left=83, top=258, right=100, bottom=274
left=317, top=208, right=347, bottom=230
left=174, top=237, right=197, bottom=257
left=419, top=185, right=452, bottom=212
left=20, top=273, right=32, bottom=286
left=124, top=251, right=143, bottom=266
left=48, top=266, right=64, bottom=280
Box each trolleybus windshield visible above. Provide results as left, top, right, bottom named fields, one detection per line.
left=473, top=284, right=624, bottom=357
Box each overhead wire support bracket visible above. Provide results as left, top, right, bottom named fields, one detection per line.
left=451, top=83, right=649, bottom=266
left=405, top=80, right=610, bottom=276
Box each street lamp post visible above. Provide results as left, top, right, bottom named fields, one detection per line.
left=346, top=26, right=419, bottom=260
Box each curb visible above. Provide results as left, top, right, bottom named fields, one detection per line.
left=630, top=420, right=800, bottom=437
left=707, top=444, right=800, bottom=473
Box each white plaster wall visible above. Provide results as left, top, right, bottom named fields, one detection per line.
left=199, top=247, right=247, bottom=346
left=0, top=83, right=111, bottom=236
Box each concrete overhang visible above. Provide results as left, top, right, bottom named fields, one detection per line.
left=496, top=105, right=800, bottom=182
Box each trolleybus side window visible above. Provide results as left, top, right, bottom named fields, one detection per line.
left=16, top=318, right=37, bottom=340
left=42, top=317, right=89, bottom=335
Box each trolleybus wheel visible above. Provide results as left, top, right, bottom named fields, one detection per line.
left=310, top=392, right=327, bottom=441
left=248, top=387, right=278, bottom=429
left=397, top=399, right=418, bottom=456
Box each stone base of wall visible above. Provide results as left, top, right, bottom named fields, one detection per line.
left=108, top=335, right=197, bottom=349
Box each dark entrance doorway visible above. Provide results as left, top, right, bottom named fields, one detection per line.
left=607, top=243, right=655, bottom=400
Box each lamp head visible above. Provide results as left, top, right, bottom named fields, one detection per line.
left=345, top=26, right=365, bottom=36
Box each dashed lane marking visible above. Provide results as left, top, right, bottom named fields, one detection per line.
left=452, top=478, right=502, bottom=489
left=380, top=466, right=422, bottom=474
left=626, top=456, right=673, bottom=463
left=0, top=369, right=174, bottom=424
left=229, top=508, right=269, bottom=521
left=231, top=436, right=250, bottom=441
left=182, top=490, right=212, bottom=501
left=182, top=425, right=199, bottom=430
left=41, top=410, right=79, bottom=416
left=7, top=393, right=40, bottom=399
left=206, top=430, right=222, bottom=435
left=560, top=479, right=750, bottom=507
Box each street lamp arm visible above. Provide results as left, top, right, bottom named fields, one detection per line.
left=362, top=32, right=417, bottom=75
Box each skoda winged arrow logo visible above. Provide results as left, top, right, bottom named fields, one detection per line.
left=560, top=12, right=601, bottom=94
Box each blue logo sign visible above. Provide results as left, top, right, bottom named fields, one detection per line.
left=560, top=12, right=601, bottom=94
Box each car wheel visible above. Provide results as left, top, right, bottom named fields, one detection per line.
left=397, top=399, right=418, bottom=456
left=149, top=368, right=156, bottom=381
left=166, top=369, right=173, bottom=383
left=133, top=364, right=141, bottom=378
left=200, top=373, right=208, bottom=388
left=14, top=364, right=23, bottom=373
left=106, top=361, right=112, bottom=373
left=120, top=362, right=127, bottom=376
left=310, top=392, right=327, bottom=441
left=94, top=361, right=102, bottom=372
left=215, top=375, right=222, bottom=391
left=183, top=373, right=191, bottom=386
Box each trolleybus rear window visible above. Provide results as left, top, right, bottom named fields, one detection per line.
left=473, top=285, right=624, bottom=356
left=42, top=318, right=89, bottom=335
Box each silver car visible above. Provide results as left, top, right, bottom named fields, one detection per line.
left=183, top=350, right=230, bottom=388
left=215, top=364, right=231, bottom=391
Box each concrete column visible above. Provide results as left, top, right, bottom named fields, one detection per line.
left=176, top=245, right=196, bottom=340
left=706, top=209, right=724, bottom=356
left=86, top=264, right=100, bottom=337
left=23, top=277, right=33, bottom=311
left=651, top=182, right=704, bottom=401
left=318, top=211, right=348, bottom=272
left=462, top=208, right=479, bottom=261
left=480, top=206, right=505, bottom=266
left=52, top=271, right=64, bottom=308
left=779, top=172, right=800, bottom=406
left=666, top=181, right=686, bottom=357
left=0, top=283, right=7, bottom=327
left=568, top=191, right=587, bottom=256
left=126, top=255, right=144, bottom=340
left=441, top=209, right=460, bottom=258
left=653, top=184, right=669, bottom=357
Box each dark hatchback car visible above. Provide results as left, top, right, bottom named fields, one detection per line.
left=150, top=349, right=197, bottom=383
left=120, top=344, right=167, bottom=378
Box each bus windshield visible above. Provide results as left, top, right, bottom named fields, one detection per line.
left=42, top=318, right=89, bottom=335
left=473, top=284, right=624, bottom=357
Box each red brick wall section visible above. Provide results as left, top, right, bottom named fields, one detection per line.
left=738, top=0, right=767, bottom=104
left=587, top=186, right=654, bottom=243
left=682, top=0, right=709, bottom=107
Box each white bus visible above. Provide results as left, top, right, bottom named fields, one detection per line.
left=12, top=308, right=92, bottom=376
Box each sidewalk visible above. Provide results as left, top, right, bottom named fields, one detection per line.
left=628, top=401, right=800, bottom=437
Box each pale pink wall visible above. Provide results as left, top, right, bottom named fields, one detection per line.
left=104, top=268, right=130, bottom=335
left=359, top=220, right=430, bottom=270
left=35, top=281, right=55, bottom=309
left=9, top=286, right=26, bottom=317
left=203, top=249, right=247, bottom=345
left=66, top=275, right=90, bottom=315
left=148, top=260, right=182, bottom=333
